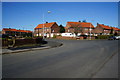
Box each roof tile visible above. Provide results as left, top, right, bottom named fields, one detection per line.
left=35, top=22, right=56, bottom=29
left=67, top=22, right=94, bottom=28
left=98, top=24, right=111, bottom=29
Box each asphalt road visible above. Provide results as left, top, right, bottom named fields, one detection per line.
left=2, top=39, right=118, bottom=78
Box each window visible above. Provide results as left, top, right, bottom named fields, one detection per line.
left=84, top=28, right=88, bottom=30
left=68, top=30, right=70, bottom=32
left=89, top=28, right=92, bottom=31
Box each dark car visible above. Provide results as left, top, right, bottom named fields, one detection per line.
left=108, top=36, right=116, bottom=40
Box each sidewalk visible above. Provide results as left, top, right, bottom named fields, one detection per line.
left=1, top=41, right=63, bottom=54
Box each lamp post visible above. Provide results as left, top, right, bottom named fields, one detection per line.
left=88, top=20, right=94, bottom=40
left=47, top=11, right=51, bottom=38
left=42, top=13, right=45, bottom=39
left=42, top=11, right=51, bottom=39
left=90, top=23, right=91, bottom=40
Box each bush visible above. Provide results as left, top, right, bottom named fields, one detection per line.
left=53, top=35, right=57, bottom=38
left=97, top=35, right=110, bottom=39
left=35, top=37, right=43, bottom=44
left=25, top=37, right=33, bottom=39
left=33, top=36, right=42, bottom=38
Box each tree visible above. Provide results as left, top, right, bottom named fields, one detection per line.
left=114, top=32, right=118, bottom=36
left=78, top=20, right=81, bottom=22
left=110, top=28, right=113, bottom=34
left=73, top=25, right=84, bottom=36
left=82, top=20, right=87, bottom=23
left=59, top=25, right=65, bottom=33
left=46, top=22, right=48, bottom=23
left=74, top=27, right=80, bottom=36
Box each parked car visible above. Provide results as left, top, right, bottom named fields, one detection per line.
left=76, top=35, right=87, bottom=39
left=108, top=36, right=116, bottom=40
left=61, top=33, right=76, bottom=37
left=115, top=36, right=120, bottom=40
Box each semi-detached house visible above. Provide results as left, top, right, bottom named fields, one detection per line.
left=65, top=22, right=94, bottom=36
left=2, top=28, right=32, bottom=37
left=92, top=23, right=112, bottom=36
left=34, top=22, right=60, bottom=37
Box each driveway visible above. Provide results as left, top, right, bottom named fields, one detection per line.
left=2, top=39, right=118, bottom=78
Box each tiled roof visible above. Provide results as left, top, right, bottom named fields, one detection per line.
left=67, top=22, right=94, bottom=28
left=17, top=30, right=32, bottom=33
left=27, top=30, right=33, bottom=33
left=112, top=27, right=119, bottom=31
left=3, top=28, right=17, bottom=31
left=78, top=22, right=94, bottom=28
left=3, top=28, right=32, bottom=33
left=17, top=30, right=26, bottom=32
left=98, top=24, right=111, bottom=29
left=35, top=22, right=56, bottom=29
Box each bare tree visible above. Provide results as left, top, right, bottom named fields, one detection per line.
left=73, top=24, right=84, bottom=36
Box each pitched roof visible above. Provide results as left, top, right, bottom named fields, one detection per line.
left=35, top=22, right=56, bottom=29
left=17, top=30, right=26, bottom=32
left=3, top=28, right=17, bottom=31
left=17, top=30, right=32, bottom=33
left=112, top=27, right=119, bottom=31
left=3, top=28, right=32, bottom=33
left=67, top=22, right=94, bottom=28
left=26, top=30, right=33, bottom=33
left=78, top=22, right=94, bottom=28
left=98, top=24, right=111, bottom=29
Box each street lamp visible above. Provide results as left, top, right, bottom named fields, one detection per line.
left=90, top=23, right=91, bottom=40
left=47, top=11, right=51, bottom=38
left=42, top=13, right=45, bottom=39
left=42, top=11, right=51, bottom=39
left=88, top=20, right=94, bottom=40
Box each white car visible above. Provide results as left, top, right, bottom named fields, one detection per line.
left=115, top=36, right=120, bottom=40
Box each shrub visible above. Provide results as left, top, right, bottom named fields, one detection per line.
left=35, top=37, right=43, bottom=44
left=97, top=35, right=109, bottom=39
left=53, top=35, right=57, bottom=38
left=25, top=37, right=33, bottom=39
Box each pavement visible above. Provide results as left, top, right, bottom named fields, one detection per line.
left=2, top=39, right=118, bottom=78
left=1, top=40, right=63, bottom=54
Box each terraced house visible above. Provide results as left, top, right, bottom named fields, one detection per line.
left=34, top=22, right=60, bottom=37
left=65, top=22, right=94, bottom=36
left=2, top=28, right=32, bottom=37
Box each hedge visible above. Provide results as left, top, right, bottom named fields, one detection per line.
left=97, top=35, right=110, bottom=39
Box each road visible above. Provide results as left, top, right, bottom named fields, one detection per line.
left=2, top=39, right=118, bottom=78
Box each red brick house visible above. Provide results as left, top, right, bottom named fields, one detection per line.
left=2, top=28, right=32, bottom=37
left=65, top=22, right=94, bottom=35
left=92, top=23, right=112, bottom=36
left=34, top=22, right=60, bottom=37
left=111, top=27, right=119, bottom=34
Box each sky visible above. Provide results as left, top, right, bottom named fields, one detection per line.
left=1, top=0, right=120, bottom=2
left=2, top=2, right=118, bottom=31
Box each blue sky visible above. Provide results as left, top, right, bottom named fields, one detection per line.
left=2, top=2, right=118, bottom=31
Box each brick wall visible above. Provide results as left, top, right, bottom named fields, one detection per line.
left=51, top=23, right=60, bottom=33
left=34, top=23, right=60, bottom=37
